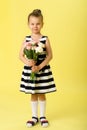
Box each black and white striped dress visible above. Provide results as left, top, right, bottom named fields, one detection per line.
left=20, top=36, right=56, bottom=94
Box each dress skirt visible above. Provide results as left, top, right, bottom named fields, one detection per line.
left=20, top=63, right=56, bottom=94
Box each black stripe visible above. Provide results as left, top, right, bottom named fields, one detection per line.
left=20, top=84, right=56, bottom=90
left=42, top=36, right=47, bottom=38
left=24, top=66, right=31, bottom=70
left=24, top=65, right=50, bottom=70
left=40, top=40, right=46, bottom=44
left=38, top=54, right=46, bottom=59
left=40, top=117, right=46, bottom=120
left=43, top=48, right=46, bottom=51
left=26, top=36, right=31, bottom=38
left=22, top=72, right=31, bottom=76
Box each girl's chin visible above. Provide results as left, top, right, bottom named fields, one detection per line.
left=33, top=31, right=40, bottom=34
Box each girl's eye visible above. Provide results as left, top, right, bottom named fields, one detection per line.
left=30, top=23, right=41, bottom=26
left=31, top=23, right=34, bottom=25
left=37, top=23, right=40, bottom=25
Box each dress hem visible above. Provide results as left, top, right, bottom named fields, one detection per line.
left=20, top=90, right=57, bottom=94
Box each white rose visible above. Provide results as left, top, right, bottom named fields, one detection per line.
left=35, top=46, right=43, bottom=53
left=38, top=42, right=45, bottom=48
left=31, top=42, right=36, bottom=46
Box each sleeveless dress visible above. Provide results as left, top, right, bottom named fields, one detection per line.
left=20, top=36, right=56, bottom=94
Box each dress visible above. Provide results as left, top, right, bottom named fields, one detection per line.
left=20, top=36, right=56, bottom=94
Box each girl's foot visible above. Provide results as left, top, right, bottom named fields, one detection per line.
left=26, top=116, right=38, bottom=127
left=40, top=117, right=49, bottom=127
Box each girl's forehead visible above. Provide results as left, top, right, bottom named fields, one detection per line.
left=29, top=16, right=42, bottom=22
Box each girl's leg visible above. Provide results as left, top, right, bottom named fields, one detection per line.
left=26, top=94, right=38, bottom=127
left=38, top=94, right=49, bottom=127
left=31, top=94, right=38, bottom=117
left=38, top=94, right=46, bottom=117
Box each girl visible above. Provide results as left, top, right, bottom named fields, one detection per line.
left=19, top=9, right=56, bottom=127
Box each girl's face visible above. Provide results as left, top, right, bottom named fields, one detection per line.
left=28, top=16, right=43, bottom=34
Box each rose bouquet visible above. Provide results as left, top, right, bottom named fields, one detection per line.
left=24, top=42, right=44, bottom=81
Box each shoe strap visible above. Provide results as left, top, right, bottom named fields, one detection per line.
left=40, top=117, right=46, bottom=120
left=32, top=116, right=38, bottom=122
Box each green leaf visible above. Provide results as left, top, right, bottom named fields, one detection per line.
left=24, top=48, right=33, bottom=59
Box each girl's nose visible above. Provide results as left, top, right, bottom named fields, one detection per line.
left=34, top=24, right=37, bottom=28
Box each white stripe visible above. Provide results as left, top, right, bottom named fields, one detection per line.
left=23, top=68, right=50, bottom=73
left=40, top=37, right=47, bottom=41
left=39, top=51, right=46, bottom=54
left=26, top=37, right=32, bottom=41
left=22, top=74, right=53, bottom=80
left=23, top=69, right=31, bottom=73
left=22, top=75, right=30, bottom=79
left=20, top=87, right=56, bottom=94
left=37, top=75, right=53, bottom=80
left=21, top=80, right=55, bottom=87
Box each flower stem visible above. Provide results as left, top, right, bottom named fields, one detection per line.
left=30, top=72, right=36, bottom=81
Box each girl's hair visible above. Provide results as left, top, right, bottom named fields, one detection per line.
left=28, top=9, right=43, bottom=23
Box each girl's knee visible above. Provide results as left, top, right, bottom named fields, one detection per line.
left=31, top=94, right=38, bottom=101
left=38, top=94, right=46, bottom=101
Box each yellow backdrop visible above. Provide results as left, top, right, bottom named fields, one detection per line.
left=0, top=0, right=86, bottom=130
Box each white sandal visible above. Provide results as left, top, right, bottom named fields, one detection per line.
left=40, top=117, right=49, bottom=127
left=26, top=117, right=38, bottom=127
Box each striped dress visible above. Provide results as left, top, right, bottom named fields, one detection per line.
left=20, top=36, right=56, bottom=94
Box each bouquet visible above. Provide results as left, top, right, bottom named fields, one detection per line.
left=24, top=41, right=44, bottom=81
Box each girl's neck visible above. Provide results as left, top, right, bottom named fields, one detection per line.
left=31, top=33, right=42, bottom=41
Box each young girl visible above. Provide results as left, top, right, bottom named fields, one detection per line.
left=19, top=9, right=56, bottom=127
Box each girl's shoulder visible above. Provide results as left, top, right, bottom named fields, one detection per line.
left=25, top=35, right=48, bottom=42
left=41, top=35, right=48, bottom=40
left=41, top=35, right=48, bottom=39
left=25, top=35, right=48, bottom=38
left=40, top=35, right=48, bottom=44
left=25, top=35, right=32, bottom=42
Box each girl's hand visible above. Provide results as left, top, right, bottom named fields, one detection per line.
left=31, top=65, right=40, bottom=72
left=27, top=59, right=35, bottom=67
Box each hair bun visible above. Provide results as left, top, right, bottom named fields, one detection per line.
left=33, top=9, right=41, bottom=14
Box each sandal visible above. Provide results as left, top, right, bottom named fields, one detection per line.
left=40, top=117, right=49, bottom=127
left=26, top=116, right=38, bottom=127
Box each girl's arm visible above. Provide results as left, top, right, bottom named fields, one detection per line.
left=32, top=37, right=53, bottom=72
left=19, top=39, right=35, bottom=66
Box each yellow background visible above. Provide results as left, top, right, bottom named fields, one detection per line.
left=0, top=0, right=86, bottom=130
